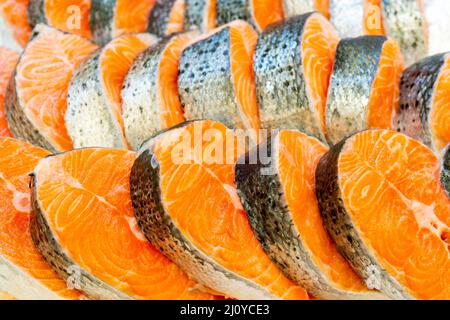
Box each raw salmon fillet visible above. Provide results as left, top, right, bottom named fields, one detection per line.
left=316, top=129, right=450, bottom=300
left=131, top=120, right=309, bottom=300
left=236, top=130, right=386, bottom=299
left=5, top=24, right=98, bottom=152
left=31, top=147, right=216, bottom=300
left=0, top=137, right=81, bottom=299
left=0, top=47, right=18, bottom=137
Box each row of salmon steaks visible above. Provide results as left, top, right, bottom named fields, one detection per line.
left=0, top=1, right=448, bottom=300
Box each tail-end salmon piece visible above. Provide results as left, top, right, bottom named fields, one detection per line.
left=215, top=0, right=284, bottom=32
left=382, top=0, right=428, bottom=65
left=316, top=129, right=450, bottom=300
left=0, top=138, right=81, bottom=300
left=30, top=147, right=216, bottom=300
left=398, top=53, right=450, bottom=158
left=185, top=0, right=216, bottom=32
left=326, top=36, right=404, bottom=145
left=131, top=120, right=309, bottom=300
left=66, top=33, right=157, bottom=149
left=28, top=0, right=92, bottom=39
left=0, top=47, right=18, bottom=137
left=148, top=0, right=186, bottom=36
left=90, top=0, right=156, bottom=45
left=235, top=130, right=387, bottom=299
left=178, top=21, right=260, bottom=143
left=327, top=0, right=384, bottom=37
left=5, top=24, right=98, bottom=153
left=122, top=32, right=196, bottom=151
left=0, top=0, right=31, bottom=50
left=442, top=145, right=449, bottom=195
left=254, top=13, right=339, bottom=143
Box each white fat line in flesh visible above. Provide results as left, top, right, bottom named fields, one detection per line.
left=0, top=172, right=31, bottom=213
left=124, top=216, right=148, bottom=242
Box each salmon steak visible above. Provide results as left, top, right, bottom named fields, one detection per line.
left=398, top=53, right=450, bottom=157
left=0, top=0, right=31, bottom=50
left=5, top=24, right=98, bottom=152
left=215, top=0, right=284, bottom=32
left=315, top=129, right=450, bottom=300
left=30, top=147, right=216, bottom=300
left=122, top=32, right=196, bottom=151
left=0, top=47, right=18, bottom=137
left=0, top=137, right=81, bottom=299
left=90, top=0, right=156, bottom=45
left=130, top=120, right=309, bottom=300
left=28, top=0, right=93, bottom=39
left=185, top=0, right=216, bottom=32
left=235, top=130, right=387, bottom=299
left=148, top=0, right=186, bottom=36
left=381, top=0, right=428, bottom=65
left=327, top=0, right=385, bottom=37
left=178, top=20, right=260, bottom=142
left=254, top=13, right=339, bottom=143
left=66, top=33, right=157, bottom=149
left=326, top=35, right=404, bottom=145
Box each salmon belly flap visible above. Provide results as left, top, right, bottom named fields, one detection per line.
left=316, top=129, right=450, bottom=300
left=31, top=147, right=216, bottom=300
left=0, top=137, right=81, bottom=300
left=131, top=120, right=309, bottom=300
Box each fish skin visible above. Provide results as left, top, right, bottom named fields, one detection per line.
left=67, top=49, right=125, bottom=149
left=29, top=173, right=132, bottom=300
left=397, top=53, right=446, bottom=150
left=282, top=0, right=315, bottom=18
left=235, top=134, right=384, bottom=300
left=329, top=0, right=365, bottom=37
left=325, top=36, right=386, bottom=145
left=148, top=0, right=181, bottom=36
left=185, top=0, right=207, bottom=31
left=130, top=124, right=283, bottom=300
left=178, top=27, right=242, bottom=129
left=122, top=39, right=169, bottom=151
left=90, top=0, right=116, bottom=45
left=315, top=134, right=414, bottom=300
left=27, top=0, right=46, bottom=29
left=441, top=145, right=449, bottom=195
left=216, top=0, right=251, bottom=29
left=4, top=48, right=56, bottom=152
left=254, top=13, right=324, bottom=142
left=382, top=0, right=427, bottom=65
